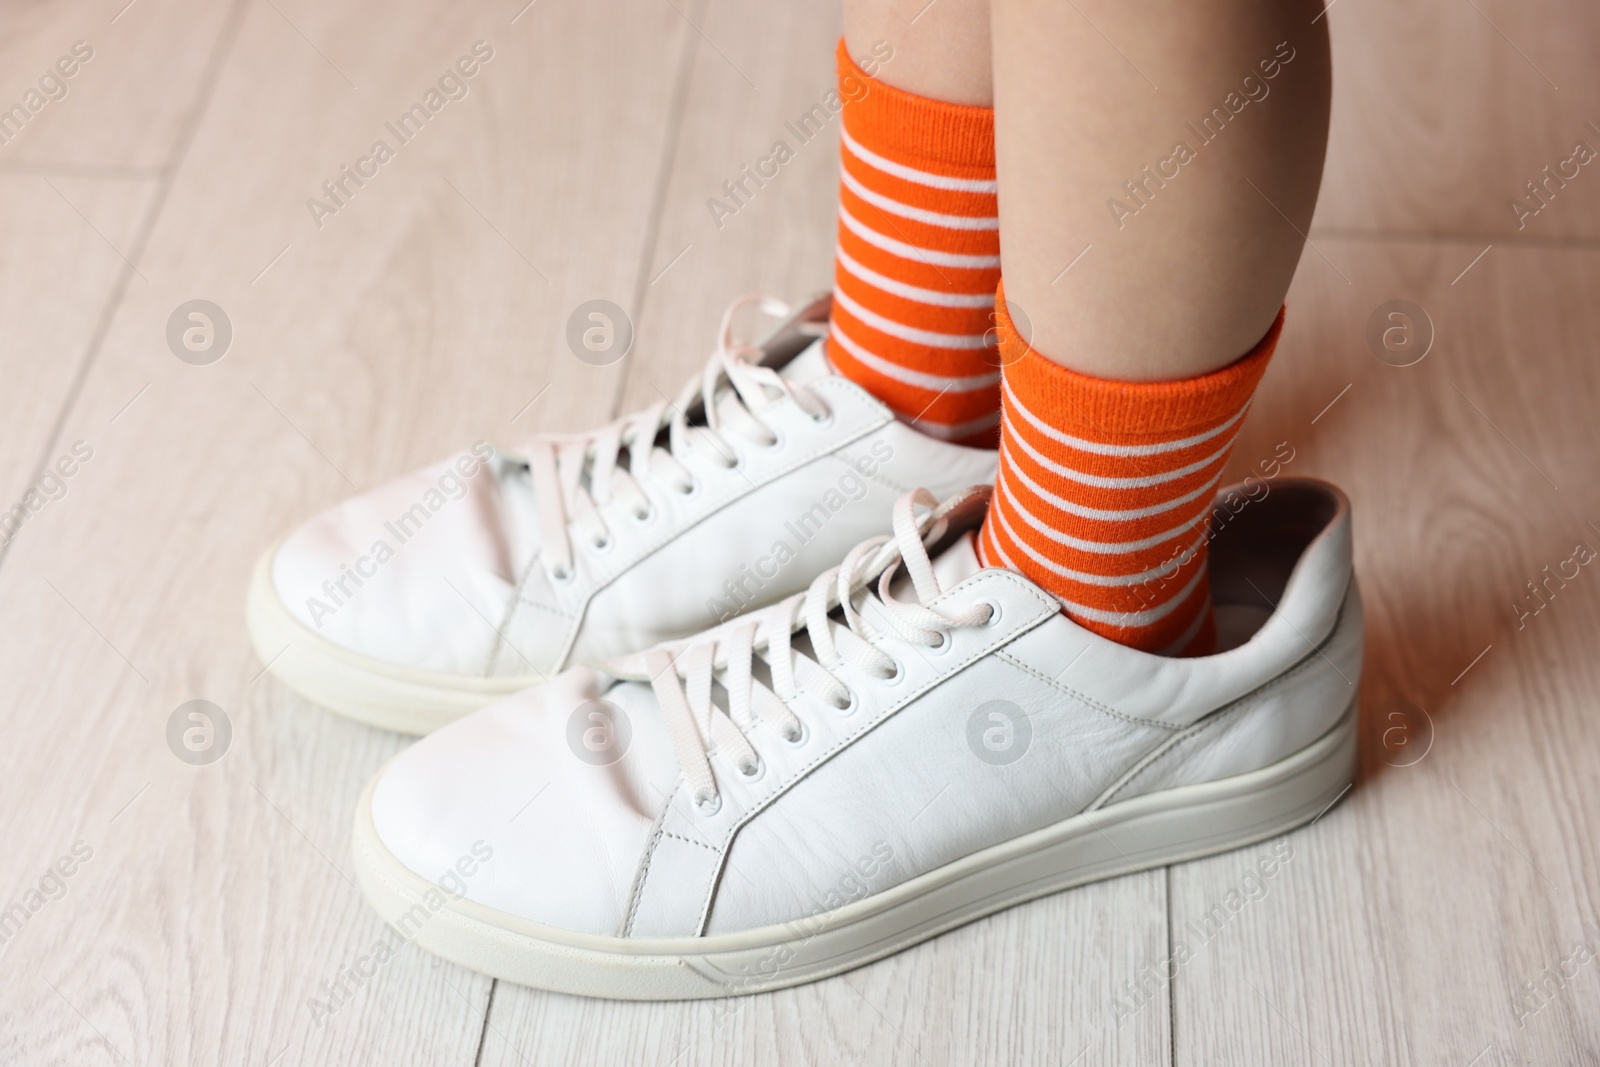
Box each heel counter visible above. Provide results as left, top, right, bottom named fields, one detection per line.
left=1104, top=576, right=1363, bottom=806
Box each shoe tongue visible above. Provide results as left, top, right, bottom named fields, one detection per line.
left=775, top=337, right=832, bottom=386
left=708, top=339, right=831, bottom=429
left=886, top=530, right=983, bottom=602
left=932, top=529, right=984, bottom=585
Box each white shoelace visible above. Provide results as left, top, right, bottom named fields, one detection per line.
left=636, top=489, right=994, bottom=809
left=517, top=295, right=830, bottom=581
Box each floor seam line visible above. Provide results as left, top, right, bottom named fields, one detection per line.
left=0, top=0, right=256, bottom=580
left=471, top=978, right=496, bottom=1067
left=606, top=0, right=706, bottom=423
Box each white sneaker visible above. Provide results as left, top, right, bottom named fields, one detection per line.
left=246, top=296, right=997, bottom=733
left=352, top=480, right=1362, bottom=1000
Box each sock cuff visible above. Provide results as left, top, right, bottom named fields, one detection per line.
left=837, top=40, right=995, bottom=174
left=994, top=282, right=1281, bottom=440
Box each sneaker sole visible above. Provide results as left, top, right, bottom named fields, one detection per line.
left=245, top=543, right=539, bottom=735
left=351, top=696, right=1359, bottom=1000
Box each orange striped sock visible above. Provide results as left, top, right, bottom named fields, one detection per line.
left=826, top=41, right=1001, bottom=448
left=977, top=285, right=1281, bottom=656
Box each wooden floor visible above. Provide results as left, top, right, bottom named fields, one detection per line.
left=2, top=0, right=1598, bottom=1063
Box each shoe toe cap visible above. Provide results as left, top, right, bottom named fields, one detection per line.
left=270, top=455, right=519, bottom=674
left=368, top=668, right=677, bottom=935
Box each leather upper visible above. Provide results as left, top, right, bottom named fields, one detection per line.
left=269, top=302, right=998, bottom=679
left=369, top=478, right=1362, bottom=939
left=271, top=450, right=526, bottom=675
left=371, top=664, right=674, bottom=932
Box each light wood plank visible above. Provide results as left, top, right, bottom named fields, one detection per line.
left=613, top=0, right=844, bottom=413
left=1183, top=239, right=1600, bottom=1065
left=481, top=878, right=1171, bottom=1067
left=0, top=0, right=697, bottom=1062
left=0, top=173, right=154, bottom=513
left=1317, top=0, right=1600, bottom=238
left=0, top=0, right=237, bottom=171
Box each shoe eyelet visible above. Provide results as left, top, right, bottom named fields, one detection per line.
left=979, top=599, right=1002, bottom=627
left=549, top=563, right=575, bottom=584
left=928, top=630, right=952, bottom=654
left=693, top=791, right=722, bottom=817
left=759, top=428, right=785, bottom=452
left=782, top=721, right=810, bottom=747
left=589, top=533, right=614, bottom=554
left=832, top=689, right=859, bottom=716
left=632, top=503, right=656, bottom=524
left=810, top=404, right=835, bottom=429
left=678, top=477, right=701, bottom=498
left=737, top=758, right=765, bottom=782
left=882, top=658, right=905, bottom=685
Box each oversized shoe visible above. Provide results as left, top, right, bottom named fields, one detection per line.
left=247, top=295, right=997, bottom=733
left=352, top=479, right=1361, bottom=999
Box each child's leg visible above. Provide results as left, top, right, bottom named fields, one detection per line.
left=992, top=0, right=1330, bottom=378
left=828, top=3, right=1003, bottom=446
left=979, top=0, right=1331, bottom=653
left=844, top=0, right=992, bottom=106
